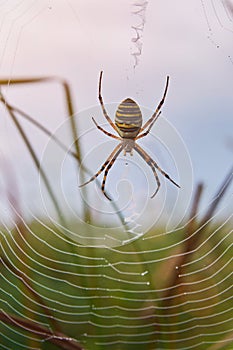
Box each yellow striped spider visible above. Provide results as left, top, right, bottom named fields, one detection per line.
left=79, top=71, right=180, bottom=200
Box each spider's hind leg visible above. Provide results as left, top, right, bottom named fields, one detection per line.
left=150, top=169, right=161, bottom=198
left=79, top=144, right=122, bottom=188
left=134, top=144, right=161, bottom=197
left=101, top=146, right=123, bottom=201
left=134, top=143, right=180, bottom=198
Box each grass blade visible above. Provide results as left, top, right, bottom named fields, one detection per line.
left=0, top=310, right=84, bottom=350
left=0, top=92, right=66, bottom=226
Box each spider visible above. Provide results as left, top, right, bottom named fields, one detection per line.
left=79, top=71, right=180, bottom=200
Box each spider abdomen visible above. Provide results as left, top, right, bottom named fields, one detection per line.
left=115, top=98, right=142, bottom=138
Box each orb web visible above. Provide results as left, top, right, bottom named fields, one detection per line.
left=0, top=1, right=232, bottom=350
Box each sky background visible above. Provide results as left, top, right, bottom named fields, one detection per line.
left=0, top=0, right=232, bottom=238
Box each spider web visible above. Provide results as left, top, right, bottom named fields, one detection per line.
left=131, top=0, right=149, bottom=69
left=200, top=0, right=233, bottom=63
left=0, top=179, right=232, bottom=349
left=0, top=1, right=233, bottom=350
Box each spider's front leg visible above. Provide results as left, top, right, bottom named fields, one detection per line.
left=138, top=76, right=169, bottom=136
left=98, top=71, right=119, bottom=133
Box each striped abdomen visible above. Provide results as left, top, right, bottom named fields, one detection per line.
left=115, top=98, right=142, bottom=138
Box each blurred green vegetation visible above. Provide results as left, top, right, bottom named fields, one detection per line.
left=0, top=216, right=232, bottom=349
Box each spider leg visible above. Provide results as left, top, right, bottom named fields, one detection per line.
left=134, top=143, right=180, bottom=196
left=135, top=111, right=161, bottom=140
left=98, top=71, right=119, bottom=133
left=134, top=144, right=161, bottom=198
left=138, top=76, right=169, bottom=135
left=79, top=143, right=122, bottom=188
left=92, top=117, right=121, bottom=140
left=101, top=146, right=123, bottom=201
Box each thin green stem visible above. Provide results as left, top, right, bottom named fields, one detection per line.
left=2, top=97, right=66, bottom=226
left=0, top=76, right=90, bottom=222
left=0, top=77, right=128, bottom=230
left=0, top=310, right=84, bottom=350
left=0, top=93, right=128, bottom=230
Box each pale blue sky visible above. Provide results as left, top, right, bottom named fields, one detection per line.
left=0, top=0, right=232, bottom=232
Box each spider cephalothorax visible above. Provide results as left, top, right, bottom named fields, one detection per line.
left=79, top=71, right=180, bottom=200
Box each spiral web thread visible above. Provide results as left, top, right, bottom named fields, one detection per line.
left=200, top=0, right=233, bottom=64
left=0, top=1, right=232, bottom=349
left=0, top=167, right=232, bottom=350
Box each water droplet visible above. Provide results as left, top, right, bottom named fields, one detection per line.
left=141, top=270, right=148, bottom=276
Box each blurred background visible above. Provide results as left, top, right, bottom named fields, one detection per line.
left=0, top=0, right=232, bottom=232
